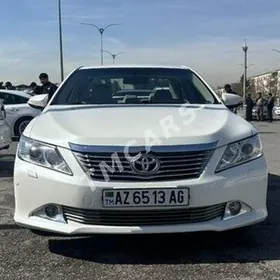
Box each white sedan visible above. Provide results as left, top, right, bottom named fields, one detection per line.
left=0, top=90, right=41, bottom=136
left=274, top=105, right=280, bottom=115
left=14, top=65, right=267, bottom=236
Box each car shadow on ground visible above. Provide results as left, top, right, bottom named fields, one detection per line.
left=46, top=173, right=279, bottom=264
left=0, top=154, right=15, bottom=178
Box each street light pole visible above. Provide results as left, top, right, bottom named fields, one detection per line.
left=271, top=49, right=280, bottom=55
left=81, top=23, right=121, bottom=65
left=58, top=0, right=64, bottom=82
left=103, top=50, right=125, bottom=64
left=242, top=38, right=248, bottom=101
left=100, top=32, right=104, bottom=65
left=239, top=64, right=254, bottom=68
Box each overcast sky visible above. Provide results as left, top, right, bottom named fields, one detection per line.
left=1, top=0, right=280, bottom=87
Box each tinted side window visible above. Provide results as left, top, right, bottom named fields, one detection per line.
left=0, top=92, right=13, bottom=104
left=13, top=95, right=28, bottom=104
left=0, top=93, right=5, bottom=103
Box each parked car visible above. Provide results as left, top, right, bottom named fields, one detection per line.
left=275, top=108, right=280, bottom=115
left=14, top=65, right=268, bottom=236
left=0, top=99, right=12, bottom=150
left=252, top=103, right=269, bottom=120
left=0, top=90, right=41, bottom=136
left=274, top=105, right=280, bottom=113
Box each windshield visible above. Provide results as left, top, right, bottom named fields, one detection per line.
left=51, top=68, right=218, bottom=105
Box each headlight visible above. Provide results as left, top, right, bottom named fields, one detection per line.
left=215, top=134, right=262, bottom=172
left=18, top=136, right=72, bottom=175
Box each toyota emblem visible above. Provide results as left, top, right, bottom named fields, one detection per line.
left=131, top=154, right=160, bottom=175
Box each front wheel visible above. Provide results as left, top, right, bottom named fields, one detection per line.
left=14, top=117, right=33, bottom=137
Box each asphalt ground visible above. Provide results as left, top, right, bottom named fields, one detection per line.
left=0, top=121, right=280, bottom=280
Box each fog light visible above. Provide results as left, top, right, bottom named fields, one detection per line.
left=45, top=204, right=59, bottom=218
left=228, top=201, right=242, bottom=216
left=223, top=201, right=251, bottom=220
left=31, top=204, right=65, bottom=223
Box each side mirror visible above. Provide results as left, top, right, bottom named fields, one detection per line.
left=28, top=94, right=49, bottom=110
left=222, top=93, right=243, bottom=109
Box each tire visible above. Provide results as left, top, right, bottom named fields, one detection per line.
left=14, top=117, right=33, bottom=137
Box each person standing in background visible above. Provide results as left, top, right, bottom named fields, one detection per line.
left=224, top=84, right=237, bottom=94
left=28, top=82, right=41, bottom=95
left=267, top=93, right=275, bottom=123
left=224, top=84, right=239, bottom=113
left=256, top=92, right=264, bottom=121
left=245, top=93, right=254, bottom=121
left=38, top=73, right=58, bottom=101
left=4, top=81, right=15, bottom=90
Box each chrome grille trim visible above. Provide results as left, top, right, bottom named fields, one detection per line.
left=73, top=147, right=214, bottom=182
left=63, top=203, right=226, bottom=226
left=69, top=141, right=219, bottom=153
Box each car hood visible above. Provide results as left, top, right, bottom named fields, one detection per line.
left=25, top=105, right=256, bottom=149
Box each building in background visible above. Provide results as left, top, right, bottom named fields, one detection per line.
left=250, top=70, right=280, bottom=96
left=216, top=69, right=280, bottom=104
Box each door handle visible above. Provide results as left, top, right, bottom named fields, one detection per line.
left=10, top=107, right=18, bottom=112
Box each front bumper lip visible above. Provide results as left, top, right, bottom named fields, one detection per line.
left=15, top=209, right=267, bottom=235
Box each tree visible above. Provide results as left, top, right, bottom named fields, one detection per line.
left=269, top=71, right=278, bottom=95
left=230, top=82, right=242, bottom=96
left=240, top=74, right=251, bottom=90
left=240, top=74, right=255, bottom=97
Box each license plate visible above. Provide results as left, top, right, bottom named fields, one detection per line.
left=102, top=188, right=189, bottom=208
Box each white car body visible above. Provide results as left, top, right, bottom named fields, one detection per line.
left=14, top=65, right=268, bottom=235
left=0, top=100, right=12, bottom=150
left=274, top=106, right=280, bottom=115
left=0, top=90, right=41, bottom=136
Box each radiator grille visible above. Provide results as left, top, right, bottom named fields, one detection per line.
left=74, top=149, right=213, bottom=182
left=63, top=203, right=226, bottom=226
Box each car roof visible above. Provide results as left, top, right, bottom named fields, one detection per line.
left=80, top=65, right=191, bottom=70
left=0, top=89, right=31, bottom=99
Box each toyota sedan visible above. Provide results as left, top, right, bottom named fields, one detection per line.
left=13, top=65, right=268, bottom=235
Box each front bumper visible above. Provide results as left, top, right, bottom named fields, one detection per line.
left=252, top=110, right=268, bottom=119
left=14, top=145, right=268, bottom=235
